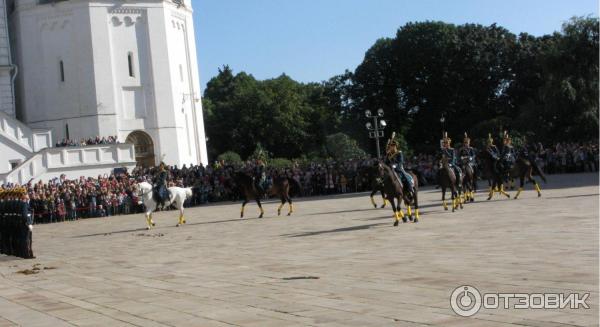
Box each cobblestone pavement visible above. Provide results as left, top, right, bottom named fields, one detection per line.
left=0, top=173, right=597, bottom=326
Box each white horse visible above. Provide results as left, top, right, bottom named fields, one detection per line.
left=134, top=181, right=193, bottom=229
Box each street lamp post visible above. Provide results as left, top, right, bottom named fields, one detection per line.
left=365, top=108, right=386, bottom=159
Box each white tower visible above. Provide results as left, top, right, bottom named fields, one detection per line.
left=10, top=0, right=208, bottom=167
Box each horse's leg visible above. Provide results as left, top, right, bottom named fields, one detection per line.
left=514, top=175, right=525, bottom=200
left=413, top=191, right=420, bottom=223
left=145, top=211, right=152, bottom=230
left=499, top=178, right=511, bottom=198
left=398, top=195, right=407, bottom=223
left=287, top=195, right=294, bottom=216
left=390, top=197, right=400, bottom=226
left=450, top=185, right=457, bottom=212
left=177, top=203, right=186, bottom=226
left=241, top=199, right=248, bottom=218
left=442, top=187, right=448, bottom=210
left=381, top=191, right=388, bottom=208
left=256, top=199, right=264, bottom=218
left=369, top=190, right=377, bottom=208
left=528, top=174, right=542, bottom=197
left=277, top=196, right=285, bottom=216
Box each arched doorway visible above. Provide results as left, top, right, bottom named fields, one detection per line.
left=126, top=131, right=155, bottom=167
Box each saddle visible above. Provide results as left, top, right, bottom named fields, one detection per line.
left=153, top=185, right=169, bottom=204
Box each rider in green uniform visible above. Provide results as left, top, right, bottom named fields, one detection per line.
left=153, top=162, right=168, bottom=209
left=384, top=134, right=415, bottom=196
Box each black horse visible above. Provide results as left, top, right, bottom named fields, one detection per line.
left=359, top=164, right=388, bottom=208
left=438, top=154, right=463, bottom=212
left=234, top=172, right=301, bottom=218
left=480, top=151, right=511, bottom=200
left=506, top=157, right=547, bottom=199
left=459, top=157, right=476, bottom=203
left=377, top=163, right=420, bottom=226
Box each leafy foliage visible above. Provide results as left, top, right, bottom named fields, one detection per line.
left=325, top=133, right=367, bottom=161
left=216, top=151, right=242, bottom=164
left=203, top=18, right=598, bottom=159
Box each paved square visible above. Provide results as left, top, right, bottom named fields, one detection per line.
left=0, top=173, right=597, bottom=326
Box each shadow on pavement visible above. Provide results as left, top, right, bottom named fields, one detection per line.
left=281, top=222, right=387, bottom=238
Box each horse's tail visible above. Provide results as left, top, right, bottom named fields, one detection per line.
left=287, top=177, right=302, bottom=197
left=185, top=187, right=193, bottom=198
left=530, top=160, right=547, bottom=183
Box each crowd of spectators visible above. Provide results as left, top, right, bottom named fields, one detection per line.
left=55, top=135, right=119, bottom=148
left=1, top=141, right=596, bottom=225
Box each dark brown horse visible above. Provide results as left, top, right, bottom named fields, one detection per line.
left=480, top=151, right=511, bottom=200
left=507, top=157, right=547, bottom=199
left=459, top=157, right=476, bottom=202
left=234, top=172, right=300, bottom=218
left=378, top=163, right=420, bottom=226
left=438, top=155, right=463, bottom=212
left=359, top=164, right=387, bottom=208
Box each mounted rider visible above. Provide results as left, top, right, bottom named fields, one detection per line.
left=501, top=131, right=516, bottom=174
left=459, top=132, right=478, bottom=188
left=459, top=132, right=477, bottom=170
left=439, top=132, right=462, bottom=182
left=253, top=159, right=268, bottom=195
left=485, top=133, right=502, bottom=174
left=384, top=132, right=415, bottom=196
left=153, top=162, right=169, bottom=209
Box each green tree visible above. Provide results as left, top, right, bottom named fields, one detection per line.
left=325, top=133, right=367, bottom=161
left=216, top=151, right=242, bottom=165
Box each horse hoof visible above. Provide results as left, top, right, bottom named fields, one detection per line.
left=393, top=221, right=399, bottom=227
left=413, top=218, right=419, bottom=223
left=486, top=197, right=492, bottom=201
left=380, top=205, right=385, bottom=209
left=470, top=199, right=474, bottom=202
left=152, top=223, right=156, bottom=227
left=176, top=224, right=180, bottom=227
left=409, top=216, right=414, bottom=222
left=538, top=194, right=542, bottom=198
left=444, top=207, right=448, bottom=211
left=402, top=217, right=408, bottom=223
left=287, top=213, right=291, bottom=216
left=259, top=214, right=264, bottom=219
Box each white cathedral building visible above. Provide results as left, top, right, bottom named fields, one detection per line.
left=0, top=0, right=208, bottom=185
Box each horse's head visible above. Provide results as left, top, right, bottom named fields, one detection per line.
left=438, top=153, right=449, bottom=169
left=134, top=182, right=152, bottom=197
left=377, top=161, right=391, bottom=178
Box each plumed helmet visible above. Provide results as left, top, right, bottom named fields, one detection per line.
left=386, top=132, right=398, bottom=147
left=442, top=131, right=451, bottom=145
left=503, top=130, right=512, bottom=144
left=463, top=132, right=470, bottom=143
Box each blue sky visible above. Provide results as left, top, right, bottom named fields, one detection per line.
left=193, top=0, right=597, bottom=91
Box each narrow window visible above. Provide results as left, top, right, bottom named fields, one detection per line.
left=59, top=60, right=65, bottom=82
left=128, top=52, right=134, bottom=77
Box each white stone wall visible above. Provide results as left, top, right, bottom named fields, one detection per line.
left=0, top=143, right=137, bottom=185
left=11, top=0, right=208, bottom=167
